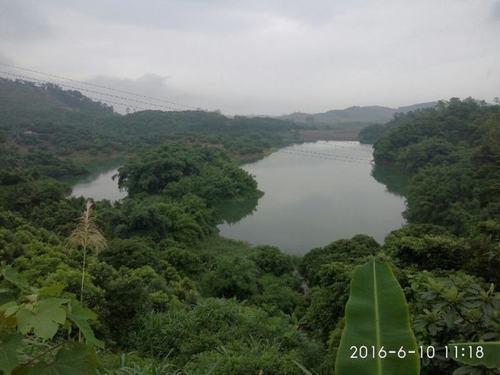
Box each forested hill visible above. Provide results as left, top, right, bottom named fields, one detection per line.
left=0, top=78, right=114, bottom=115
left=359, top=98, right=494, bottom=144
left=363, top=99, right=500, bottom=374
left=0, top=78, right=299, bottom=180
left=373, top=98, right=500, bottom=235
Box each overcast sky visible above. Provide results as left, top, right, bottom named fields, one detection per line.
left=1, top=0, right=499, bottom=115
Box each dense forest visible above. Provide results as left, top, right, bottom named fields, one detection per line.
left=0, top=80, right=499, bottom=374
left=0, top=78, right=299, bottom=180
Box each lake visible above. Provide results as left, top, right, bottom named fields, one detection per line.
left=218, top=141, right=405, bottom=254
left=70, top=165, right=126, bottom=202
left=70, top=141, right=406, bottom=254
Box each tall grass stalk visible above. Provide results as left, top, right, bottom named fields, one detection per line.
left=69, top=200, right=107, bottom=340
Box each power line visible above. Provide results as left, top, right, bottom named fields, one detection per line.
left=0, top=62, right=201, bottom=111
left=0, top=70, right=185, bottom=112
left=0, top=71, right=146, bottom=112
left=283, top=147, right=372, bottom=162
left=309, top=141, right=373, bottom=153
left=0, top=70, right=213, bottom=114
left=280, top=150, right=370, bottom=164
left=277, top=149, right=373, bottom=164
left=294, top=147, right=372, bottom=159
left=0, top=62, right=199, bottom=110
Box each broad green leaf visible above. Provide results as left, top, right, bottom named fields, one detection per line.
left=0, top=288, right=15, bottom=306
left=67, top=302, right=103, bottom=348
left=1, top=301, right=20, bottom=317
left=335, top=258, right=420, bottom=375
left=14, top=309, right=33, bottom=336
left=0, top=313, right=17, bottom=337
left=15, top=298, right=67, bottom=340
left=38, top=284, right=65, bottom=298
left=13, top=343, right=100, bottom=375
left=448, top=342, right=500, bottom=369
left=1, top=267, right=32, bottom=293
left=0, top=333, right=23, bottom=375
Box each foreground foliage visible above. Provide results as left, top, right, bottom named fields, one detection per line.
left=0, top=267, right=101, bottom=374
left=335, top=258, right=420, bottom=375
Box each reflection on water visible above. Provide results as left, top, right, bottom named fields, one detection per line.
left=218, top=141, right=406, bottom=255
left=71, top=167, right=126, bottom=202
left=213, top=194, right=261, bottom=225
left=371, top=164, right=410, bottom=197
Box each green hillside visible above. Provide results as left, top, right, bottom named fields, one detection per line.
left=0, top=78, right=299, bottom=180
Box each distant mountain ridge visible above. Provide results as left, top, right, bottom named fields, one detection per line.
left=279, top=102, right=438, bottom=126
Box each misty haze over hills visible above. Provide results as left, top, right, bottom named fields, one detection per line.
left=279, top=102, right=438, bottom=126
left=1, top=1, right=498, bottom=114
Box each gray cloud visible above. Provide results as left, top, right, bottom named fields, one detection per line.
left=34, top=0, right=365, bottom=32
left=0, top=0, right=51, bottom=40
left=84, top=74, right=207, bottom=113
left=0, top=0, right=499, bottom=115
left=493, top=1, right=500, bottom=19
left=0, top=52, right=14, bottom=65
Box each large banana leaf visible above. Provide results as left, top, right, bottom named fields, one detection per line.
left=335, top=258, right=420, bottom=375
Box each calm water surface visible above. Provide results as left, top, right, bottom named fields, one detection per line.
left=219, top=141, right=405, bottom=254
left=71, top=167, right=126, bottom=202
left=70, top=141, right=406, bottom=254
